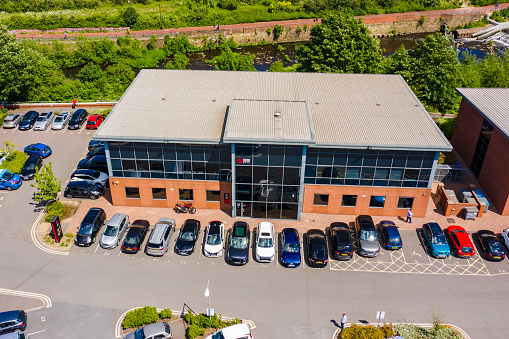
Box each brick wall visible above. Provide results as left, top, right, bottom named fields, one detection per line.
left=109, top=177, right=232, bottom=211
left=451, top=99, right=484, bottom=167
left=302, top=184, right=431, bottom=218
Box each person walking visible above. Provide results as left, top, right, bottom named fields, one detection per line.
left=72, top=99, right=76, bottom=109
left=340, top=313, right=347, bottom=331
left=406, top=208, right=413, bottom=223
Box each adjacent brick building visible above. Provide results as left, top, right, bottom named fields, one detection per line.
left=452, top=88, right=509, bottom=216
left=94, top=70, right=451, bottom=220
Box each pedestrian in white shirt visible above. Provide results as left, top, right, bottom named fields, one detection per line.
left=340, top=313, right=347, bottom=330
left=406, top=208, right=413, bottom=223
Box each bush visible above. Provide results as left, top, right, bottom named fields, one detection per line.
left=341, top=324, right=393, bottom=339
left=437, top=117, right=456, bottom=140
left=187, top=324, right=205, bottom=339
left=123, top=6, right=139, bottom=28
left=0, top=151, right=27, bottom=174
left=184, top=311, right=241, bottom=337
left=393, top=323, right=462, bottom=339
left=122, top=306, right=159, bottom=329
left=45, top=200, right=66, bottom=222
left=159, top=309, right=172, bottom=319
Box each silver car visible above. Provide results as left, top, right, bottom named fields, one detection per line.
left=125, top=322, right=172, bottom=339
left=145, top=218, right=175, bottom=256
left=70, top=169, right=109, bottom=187
left=2, top=114, right=22, bottom=128
left=33, top=111, right=54, bottom=131
left=356, top=215, right=380, bottom=257
left=51, top=111, right=71, bottom=130
left=100, top=213, right=130, bottom=249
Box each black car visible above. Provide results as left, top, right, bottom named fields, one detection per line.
left=122, top=220, right=150, bottom=254
left=20, top=155, right=42, bottom=180
left=477, top=230, right=505, bottom=261
left=175, top=219, right=200, bottom=255
left=77, top=155, right=108, bottom=173
left=88, top=140, right=104, bottom=152
left=86, top=145, right=105, bottom=159
left=18, top=111, right=39, bottom=130
left=306, top=229, right=329, bottom=267
left=0, top=310, right=27, bottom=334
left=329, top=222, right=353, bottom=260
left=74, top=208, right=106, bottom=246
left=228, top=221, right=250, bottom=265
left=64, top=181, right=104, bottom=200
left=68, top=108, right=88, bottom=130
left=379, top=220, right=403, bottom=250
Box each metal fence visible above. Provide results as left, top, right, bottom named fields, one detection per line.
left=434, top=164, right=468, bottom=183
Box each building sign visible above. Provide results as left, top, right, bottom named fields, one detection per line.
left=50, top=216, right=63, bottom=243
left=224, top=193, right=230, bottom=204
left=236, top=158, right=250, bottom=164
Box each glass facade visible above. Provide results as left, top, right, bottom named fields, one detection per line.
left=107, top=142, right=232, bottom=181
left=304, top=148, right=435, bottom=188
left=470, top=119, right=493, bottom=178
left=234, top=144, right=303, bottom=220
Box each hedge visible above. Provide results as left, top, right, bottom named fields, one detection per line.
left=341, top=324, right=393, bottom=339
left=159, top=309, right=172, bottom=319
left=0, top=151, right=27, bottom=174
left=393, top=323, right=462, bottom=339
left=122, top=306, right=159, bottom=329
left=184, top=311, right=241, bottom=339
left=45, top=200, right=66, bottom=222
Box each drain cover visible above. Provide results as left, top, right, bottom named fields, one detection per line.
left=446, top=218, right=456, bottom=223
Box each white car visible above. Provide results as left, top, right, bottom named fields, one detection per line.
left=501, top=229, right=509, bottom=249
left=51, top=111, right=71, bottom=130
left=203, top=220, right=224, bottom=257
left=255, top=222, right=275, bottom=262
left=33, top=111, right=54, bottom=131
left=2, top=113, right=22, bottom=128
left=205, top=323, right=252, bottom=339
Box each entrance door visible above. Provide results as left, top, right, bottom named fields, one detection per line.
left=235, top=202, right=251, bottom=218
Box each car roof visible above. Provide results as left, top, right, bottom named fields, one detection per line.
left=307, top=229, right=325, bottom=238
left=258, top=222, right=273, bottom=233
left=209, top=220, right=223, bottom=227
left=5, top=114, right=17, bottom=118
left=427, top=222, right=442, bottom=232
left=0, top=310, right=21, bottom=322
left=108, top=213, right=127, bottom=226
left=25, top=155, right=41, bottom=163
left=0, top=332, right=23, bottom=339
left=0, top=169, right=9, bottom=176
left=282, top=228, right=298, bottom=242
left=232, top=223, right=248, bottom=237
left=30, top=143, right=47, bottom=149
left=357, top=215, right=375, bottom=230
left=208, top=224, right=221, bottom=234
left=24, top=111, right=38, bottom=116
left=89, top=115, right=101, bottom=119
left=132, top=220, right=150, bottom=228
left=142, top=322, right=166, bottom=336
left=83, top=208, right=104, bottom=220
left=380, top=220, right=396, bottom=226
left=385, top=226, right=400, bottom=237
left=57, top=112, right=69, bottom=116
left=219, top=323, right=250, bottom=337
left=72, top=169, right=97, bottom=176
left=150, top=223, right=169, bottom=241
left=41, top=111, right=52, bottom=115
left=67, top=181, right=91, bottom=188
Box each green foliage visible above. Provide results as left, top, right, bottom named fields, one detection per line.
left=122, top=306, right=159, bottom=329
left=163, top=35, right=197, bottom=56
left=159, top=309, right=172, bottom=319
left=393, top=323, right=461, bottom=339
left=1, top=139, right=17, bottom=161
left=45, top=200, right=66, bottom=222
left=454, top=15, right=489, bottom=30
left=184, top=311, right=241, bottom=335
left=123, top=6, right=140, bottom=28
left=266, top=27, right=272, bottom=36
left=296, top=11, right=385, bottom=73
left=273, top=24, right=284, bottom=40
left=89, top=108, right=112, bottom=118
left=30, top=162, right=61, bottom=203
left=0, top=108, right=8, bottom=123
left=437, top=117, right=456, bottom=139
left=147, top=35, right=157, bottom=50
left=418, top=14, right=426, bottom=26
left=0, top=151, right=27, bottom=174
left=165, top=53, right=189, bottom=69
left=77, top=63, right=105, bottom=83
left=207, top=47, right=256, bottom=71
left=187, top=324, right=206, bottom=339
left=217, top=0, right=240, bottom=10
left=268, top=60, right=297, bottom=72
left=341, top=324, right=393, bottom=339
left=296, top=26, right=302, bottom=34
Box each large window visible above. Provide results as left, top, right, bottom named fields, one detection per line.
left=369, top=196, right=385, bottom=208
left=125, top=187, right=140, bottom=199
left=108, top=142, right=231, bottom=181
left=313, top=194, right=329, bottom=206
left=179, top=189, right=194, bottom=201
left=470, top=119, right=493, bottom=177
left=397, top=197, right=414, bottom=209
left=206, top=190, right=220, bottom=202
left=304, top=148, right=435, bottom=188
left=342, top=195, right=357, bottom=207
left=152, top=188, right=166, bottom=200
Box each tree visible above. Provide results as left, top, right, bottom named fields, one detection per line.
left=207, top=47, right=256, bottom=71
left=1, top=139, right=17, bottom=161
left=296, top=12, right=385, bottom=73
left=31, top=162, right=61, bottom=203
left=123, top=6, right=139, bottom=28
left=165, top=53, right=189, bottom=70
left=77, top=63, right=105, bottom=83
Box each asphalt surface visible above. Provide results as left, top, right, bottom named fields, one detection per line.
left=1, top=121, right=509, bottom=339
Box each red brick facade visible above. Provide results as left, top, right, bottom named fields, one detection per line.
left=451, top=99, right=484, bottom=166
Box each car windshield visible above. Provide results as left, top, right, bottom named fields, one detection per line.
left=78, top=224, right=93, bottom=235
left=134, top=327, right=146, bottom=339
left=23, top=161, right=36, bottom=170
left=461, top=247, right=473, bottom=253
left=211, top=331, right=225, bottom=339
left=103, top=226, right=118, bottom=236
left=433, top=235, right=447, bottom=245
left=36, top=117, right=46, bottom=121
left=0, top=170, right=14, bottom=181
left=311, top=244, right=326, bottom=258
left=207, top=233, right=221, bottom=245
left=258, top=238, right=273, bottom=248
left=3, top=119, right=10, bottom=123
left=231, top=237, right=248, bottom=249
left=360, top=230, right=377, bottom=241
left=124, top=235, right=138, bottom=244
left=179, top=231, right=195, bottom=241
left=93, top=172, right=101, bottom=178
left=283, top=242, right=299, bottom=252
left=489, top=241, right=502, bottom=252
left=86, top=183, right=95, bottom=191
left=21, top=116, right=32, bottom=122
left=389, top=237, right=401, bottom=243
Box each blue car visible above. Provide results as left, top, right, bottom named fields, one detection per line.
left=24, top=143, right=52, bottom=158
left=379, top=220, right=403, bottom=250
left=280, top=228, right=301, bottom=268
left=422, top=222, right=450, bottom=259
left=0, top=169, right=22, bottom=191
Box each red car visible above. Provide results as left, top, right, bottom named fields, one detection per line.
left=447, top=225, right=475, bottom=258
left=86, top=115, right=103, bottom=129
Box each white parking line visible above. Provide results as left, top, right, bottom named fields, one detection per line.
left=0, top=288, right=52, bottom=310
left=79, top=124, right=86, bottom=134
left=27, top=330, right=46, bottom=336
left=31, top=212, right=69, bottom=256
left=45, top=128, right=51, bottom=133
left=93, top=243, right=100, bottom=254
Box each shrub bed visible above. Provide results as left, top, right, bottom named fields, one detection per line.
left=122, top=307, right=174, bottom=329
left=341, top=324, right=393, bottom=339
left=393, top=323, right=462, bottom=339
left=45, top=200, right=66, bottom=222
left=0, top=151, right=27, bottom=174
left=185, top=311, right=241, bottom=339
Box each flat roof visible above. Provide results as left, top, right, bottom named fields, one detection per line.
left=95, top=70, right=452, bottom=151
left=457, top=88, right=509, bottom=140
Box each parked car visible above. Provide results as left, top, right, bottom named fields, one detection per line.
left=121, top=220, right=150, bottom=254
left=0, top=332, right=30, bottom=339
left=205, top=323, right=251, bottom=339
left=124, top=322, right=172, bottom=339
left=447, top=225, right=475, bottom=258
left=20, top=155, right=42, bottom=180
left=68, top=109, right=88, bottom=130
left=175, top=219, right=200, bottom=255
left=306, top=229, right=328, bottom=267
left=477, top=230, right=505, bottom=261
left=24, top=143, right=52, bottom=158
left=329, top=222, right=353, bottom=260
left=88, top=140, right=104, bottom=152
left=100, top=213, right=130, bottom=249
left=86, top=115, right=103, bottom=129
left=227, top=221, right=250, bottom=265
left=355, top=215, right=380, bottom=257
left=0, top=169, right=22, bottom=191
left=70, top=169, right=108, bottom=187
left=2, top=114, right=22, bottom=129
left=281, top=228, right=301, bottom=268
left=379, top=220, right=403, bottom=250
left=501, top=228, right=509, bottom=250
left=146, top=218, right=175, bottom=256
left=0, top=310, right=27, bottom=334
left=422, top=222, right=451, bottom=259
left=18, top=111, right=39, bottom=130
left=77, top=155, right=108, bottom=173
left=86, top=145, right=105, bottom=159
left=33, top=111, right=54, bottom=131
left=51, top=111, right=71, bottom=130
left=203, top=221, right=224, bottom=257
left=74, top=208, right=106, bottom=246
left=255, top=221, right=275, bottom=262
left=64, top=181, right=104, bottom=200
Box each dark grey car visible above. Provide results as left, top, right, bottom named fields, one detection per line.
left=355, top=215, right=380, bottom=257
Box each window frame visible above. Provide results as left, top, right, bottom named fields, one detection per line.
left=152, top=187, right=167, bottom=200
left=179, top=189, right=194, bottom=201
left=125, top=187, right=140, bottom=199
left=341, top=194, right=357, bottom=207
left=397, top=197, right=414, bottom=209
left=206, top=190, right=221, bottom=202
left=313, top=194, right=329, bottom=206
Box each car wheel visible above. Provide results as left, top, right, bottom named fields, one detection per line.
left=66, top=194, right=72, bottom=199
left=6, top=186, right=12, bottom=191
left=92, top=236, right=96, bottom=243
left=90, top=195, right=97, bottom=200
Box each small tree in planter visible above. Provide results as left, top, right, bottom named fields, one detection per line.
left=31, top=162, right=61, bottom=203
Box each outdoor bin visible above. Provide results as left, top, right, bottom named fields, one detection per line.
left=464, top=206, right=478, bottom=220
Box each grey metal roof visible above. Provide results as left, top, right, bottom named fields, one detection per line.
left=456, top=88, right=509, bottom=140
left=224, top=99, right=315, bottom=144
left=95, top=69, right=451, bottom=151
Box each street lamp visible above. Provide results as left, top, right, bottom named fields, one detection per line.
left=204, top=280, right=211, bottom=320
